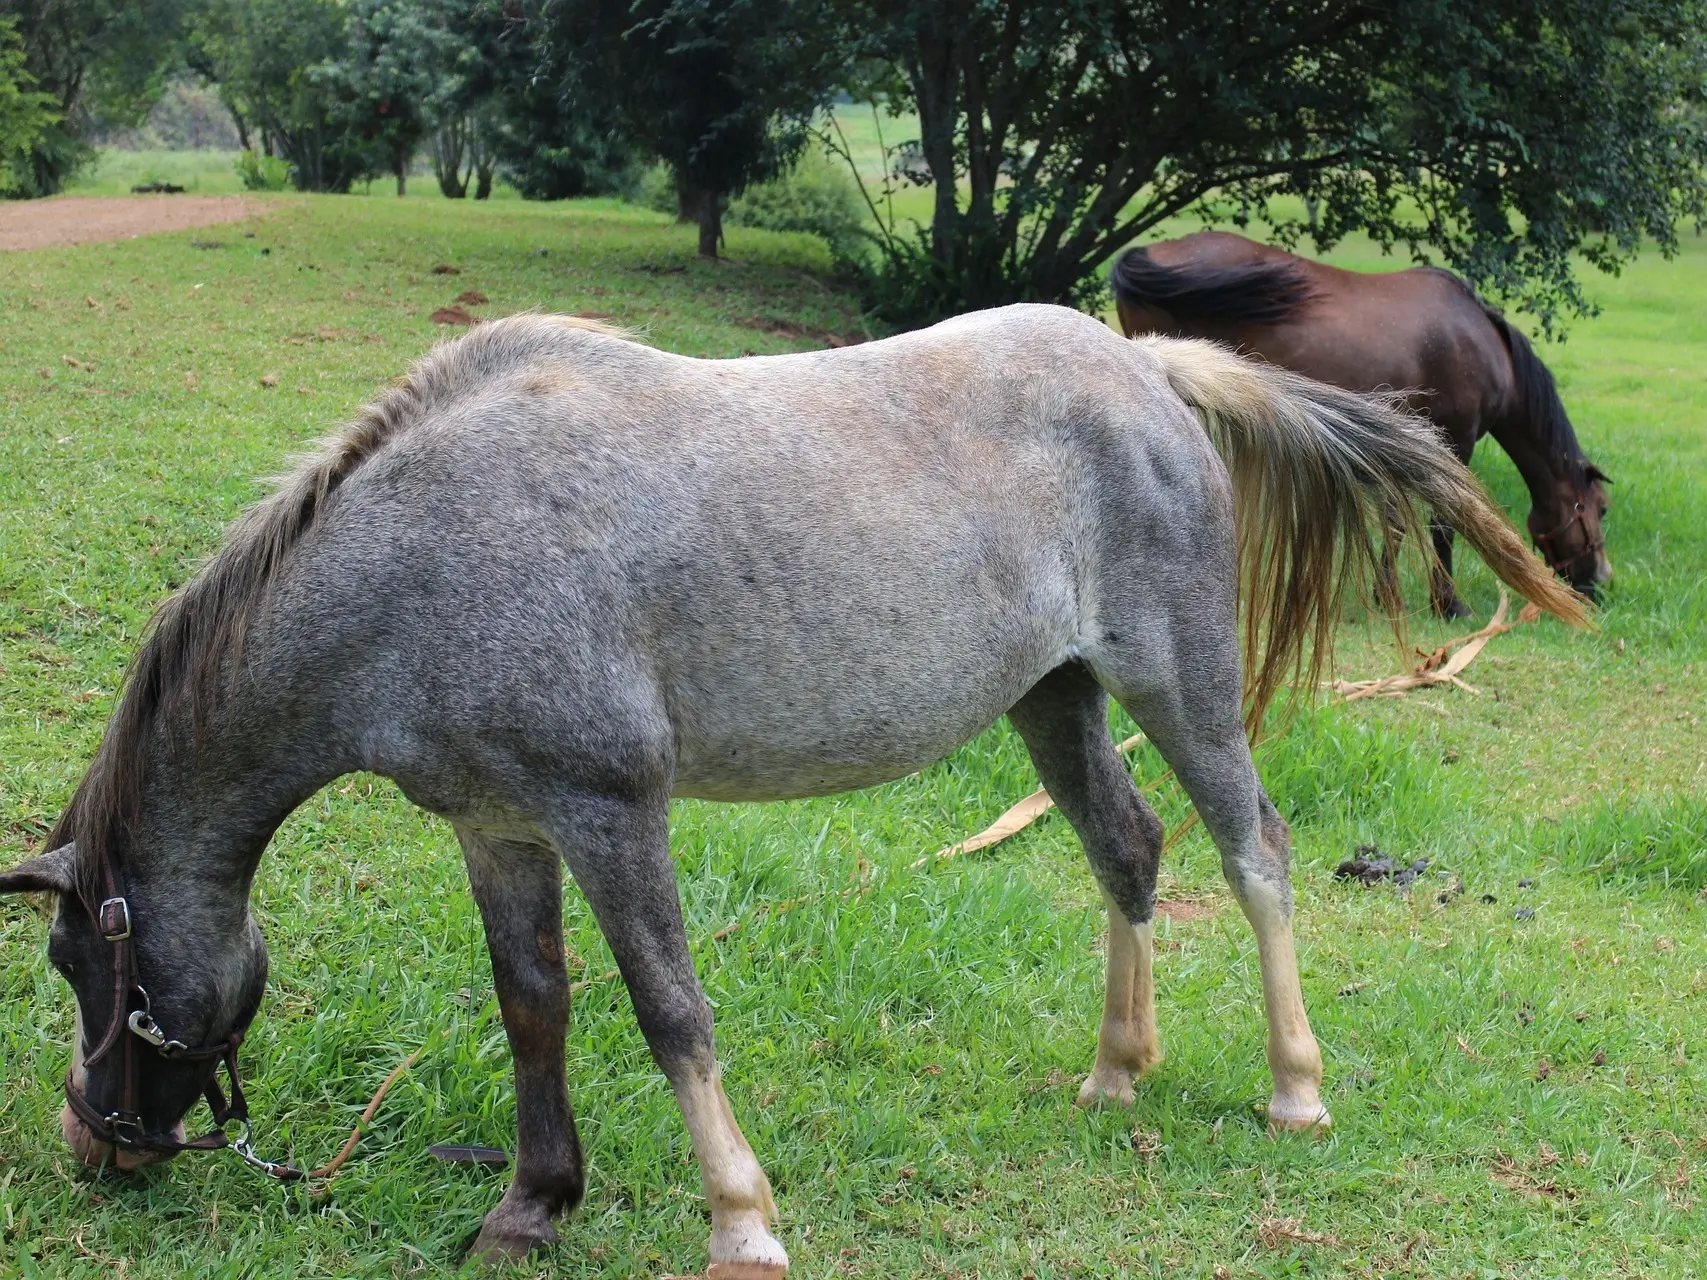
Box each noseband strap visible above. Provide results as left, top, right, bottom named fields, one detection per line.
left=64, top=859, right=301, bottom=1180
left=1532, top=501, right=1603, bottom=574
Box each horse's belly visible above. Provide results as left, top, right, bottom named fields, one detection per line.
left=669, top=700, right=1013, bottom=802
left=665, top=632, right=1067, bottom=803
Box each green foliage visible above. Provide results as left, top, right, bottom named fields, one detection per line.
left=539, top=0, right=843, bottom=253
left=0, top=0, right=187, bottom=195
left=232, top=145, right=289, bottom=190
left=187, top=0, right=371, bottom=192
left=726, top=146, right=871, bottom=265
left=0, top=15, right=56, bottom=197
left=838, top=0, right=1707, bottom=330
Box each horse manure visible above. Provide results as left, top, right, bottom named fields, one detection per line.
left=1517, top=877, right=1535, bottom=889
left=430, top=305, right=478, bottom=326
left=1514, top=907, right=1535, bottom=921
left=430, top=263, right=461, bottom=275
left=1481, top=893, right=1498, bottom=904
left=1438, top=876, right=1466, bottom=904
left=454, top=289, right=488, bottom=306
left=1591, top=1049, right=1607, bottom=1066
left=1335, top=848, right=1430, bottom=888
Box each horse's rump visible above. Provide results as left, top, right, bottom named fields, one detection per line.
left=1110, top=247, right=1321, bottom=326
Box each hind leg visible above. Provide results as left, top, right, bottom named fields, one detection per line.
left=552, top=787, right=786, bottom=1278
left=1090, top=638, right=1329, bottom=1132
left=1429, top=521, right=1473, bottom=618
left=1008, top=664, right=1165, bottom=1108
left=458, top=830, right=586, bottom=1258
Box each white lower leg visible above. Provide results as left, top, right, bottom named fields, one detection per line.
left=1236, top=879, right=1329, bottom=1132
left=1078, top=895, right=1162, bottom=1108
left=673, top=1062, right=788, bottom=1276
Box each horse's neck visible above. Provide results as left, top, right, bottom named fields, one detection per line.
left=124, top=715, right=346, bottom=915
left=1484, top=414, right=1566, bottom=503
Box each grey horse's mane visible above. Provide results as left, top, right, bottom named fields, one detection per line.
left=53, top=315, right=635, bottom=902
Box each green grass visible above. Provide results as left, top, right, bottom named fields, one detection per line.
left=64, top=149, right=250, bottom=197
left=1, top=194, right=1705, bottom=1279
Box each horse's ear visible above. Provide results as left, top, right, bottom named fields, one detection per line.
left=0, top=844, right=77, bottom=896
left=1584, top=463, right=1613, bottom=485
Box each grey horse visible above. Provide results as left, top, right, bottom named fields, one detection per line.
left=1, top=306, right=1585, bottom=1275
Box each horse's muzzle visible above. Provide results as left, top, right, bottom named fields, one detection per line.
left=62, top=1102, right=184, bottom=1172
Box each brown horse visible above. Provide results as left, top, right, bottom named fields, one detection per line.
left=1111, top=231, right=1611, bottom=616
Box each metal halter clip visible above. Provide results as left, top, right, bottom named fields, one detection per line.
left=231, top=1121, right=301, bottom=1180
left=128, top=1008, right=167, bottom=1046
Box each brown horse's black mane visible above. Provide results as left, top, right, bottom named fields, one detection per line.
left=1109, top=247, right=1321, bottom=327
left=1426, top=269, right=1592, bottom=474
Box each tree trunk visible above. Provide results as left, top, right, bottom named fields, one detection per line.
left=395, top=152, right=407, bottom=197
left=434, top=118, right=469, bottom=198
left=676, top=173, right=698, bottom=224
left=697, top=190, right=722, bottom=258
left=909, top=30, right=963, bottom=266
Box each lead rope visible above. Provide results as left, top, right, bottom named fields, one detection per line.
left=296, top=1039, right=432, bottom=1182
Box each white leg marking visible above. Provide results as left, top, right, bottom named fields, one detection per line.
left=1237, top=879, right=1330, bottom=1133
left=673, top=1062, right=788, bottom=1277
left=1077, top=894, right=1162, bottom=1109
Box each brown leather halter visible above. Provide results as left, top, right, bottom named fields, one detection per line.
left=63, top=853, right=301, bottom=1180
left=1531, top=501, right=1603, bottom=575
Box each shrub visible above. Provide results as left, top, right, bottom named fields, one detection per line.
left=726, top=148, right=870, bottom=267
left=233, top=148, right=291, bottom=192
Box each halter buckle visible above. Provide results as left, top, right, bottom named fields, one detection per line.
left=128, top=1009, right=166, bottom=1047
left=97, top=896, right=132, bottom=941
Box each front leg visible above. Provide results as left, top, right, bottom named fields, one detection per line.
left=557, top=789, right=788, bottom=1278
left=457, top=829, right=584, bottom=1260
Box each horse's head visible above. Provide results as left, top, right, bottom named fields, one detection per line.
left=1528, top=460, right=1612, bottom=600
left=0, top=842, right=269, bottom=1173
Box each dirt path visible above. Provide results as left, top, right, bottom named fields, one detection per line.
left=0, top=195, right=263, bottom=252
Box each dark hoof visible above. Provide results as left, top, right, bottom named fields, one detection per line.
left=467, top=1204, right=559, bottom=1264
left=1433, top=598, right=1473, bottom=620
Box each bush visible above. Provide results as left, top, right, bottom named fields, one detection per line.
left=635, top=163, right=677, bottom=215
left=726, top=148, right=870, bottom=266
left=233, top=148, right=291, bottom=191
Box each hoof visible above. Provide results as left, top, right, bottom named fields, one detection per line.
left=1433, top=599, right=1474, bottom=620
left=1266, top=1094, right=1332, bottom=1135
left=467, top=1225, right=557, bottom=1263
left=709, top=1213, right=789, bottom=1278
left=707, top=1263, right=789, bottom=1280
left=1076, top=1068, right=1136, bottom=1109
left=468, top=1202, right=560, bottom=1263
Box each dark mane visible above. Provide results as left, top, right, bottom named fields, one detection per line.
left=49, top=315, right=634, bottom=905
left=1109, top=247, right=1321, bottom=326
left=1416, top=267, right=1588, bottom=472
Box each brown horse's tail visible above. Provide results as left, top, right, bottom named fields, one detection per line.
left=1133, top=335, right=1591, bottom=733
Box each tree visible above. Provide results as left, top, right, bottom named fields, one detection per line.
left=836, top=0, right=1707, bottom=329
left=0, top=16, right=57, bottom=195
left=319, top=0, right=442, bottom=196
left=0, top=0, right=186, bottom=195
left=542, top=0, right=841, bottom=256
left=188, top=0, right=372, bottom=192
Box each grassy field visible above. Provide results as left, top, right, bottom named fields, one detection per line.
left=1, top=193, right=1704, bottom=1279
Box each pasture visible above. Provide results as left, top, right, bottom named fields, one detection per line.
left=1, top=193, right=1704, bottom=1278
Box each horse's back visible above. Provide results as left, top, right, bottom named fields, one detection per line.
left=285, top=307, right=1208, bottom=805
left=1128, top=233, right=1513, bottom=427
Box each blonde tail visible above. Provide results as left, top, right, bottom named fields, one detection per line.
left=1134, top=335, right=1590, bottom=732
